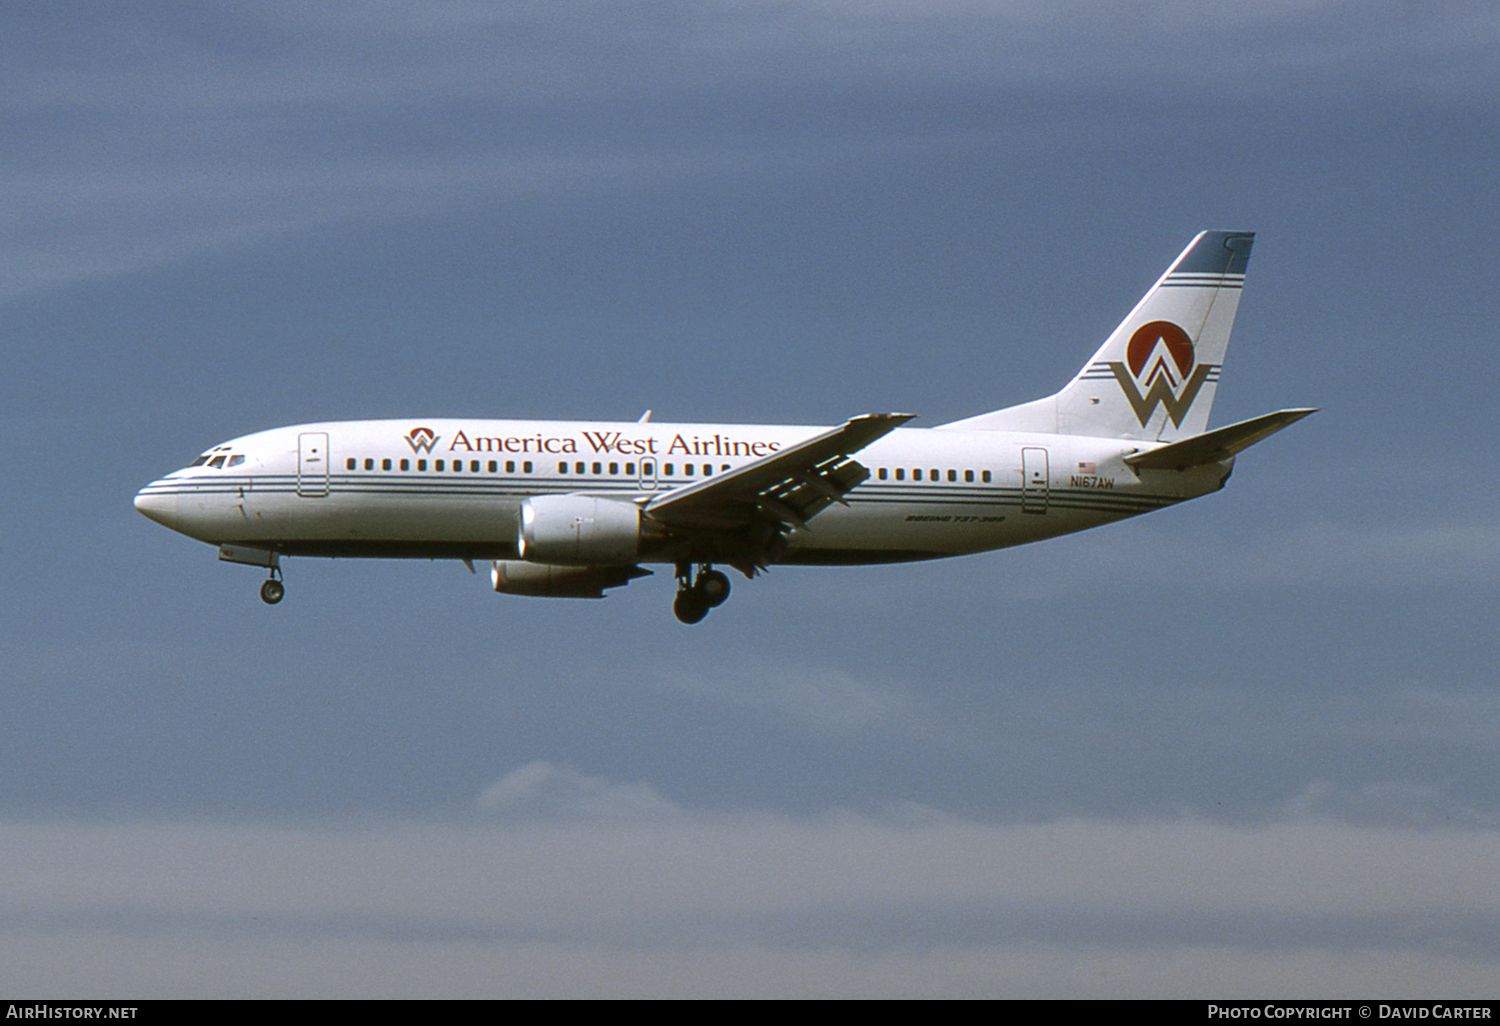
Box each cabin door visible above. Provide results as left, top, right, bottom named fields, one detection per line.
left=1021, top=447, right=1049, bottom=514
left=297, top=432, right=330, bottom=498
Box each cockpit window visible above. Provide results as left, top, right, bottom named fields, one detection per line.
left=190, top=456, right=210, bottom=467
left=227, top=455, right=245, bottom=468
left=208, top=456, right=227, bottom=469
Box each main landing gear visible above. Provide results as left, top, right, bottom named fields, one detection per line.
left=259, top=569, right=285, bottom=605
left=673, top=563, right=730, bottom=624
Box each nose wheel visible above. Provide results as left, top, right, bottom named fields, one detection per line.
left=260, top=572, right=285, bottom=605
left=673, top=564, right=730, bottom=624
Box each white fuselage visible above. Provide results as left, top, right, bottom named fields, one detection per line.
left=130, top=231, right=1300, bottom=620
left=134, top=417, right=1231, bottom=565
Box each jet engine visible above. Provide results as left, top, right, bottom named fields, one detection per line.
left=516, top=494, right=661, bottom=565
left=490, top=560, right=651, bottom=599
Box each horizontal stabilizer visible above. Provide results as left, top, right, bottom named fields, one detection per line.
left=1124, top=408, right=1316, bottom=471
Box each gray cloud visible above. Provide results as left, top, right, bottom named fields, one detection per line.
left=2, top=804, right=1498, bottom=996
left=5, top=0, right=1496, bottom=300
left=649, top=652, right=960, bottom=742
left=1037, top=518, right=1500, bottom=594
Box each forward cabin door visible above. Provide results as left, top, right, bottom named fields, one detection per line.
left=297, top=432, right=330, bottom=498
left=1021, top=446, right=1049, bottom=514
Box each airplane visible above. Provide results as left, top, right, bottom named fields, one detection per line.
left=134, top=230, right=1313, bottom=624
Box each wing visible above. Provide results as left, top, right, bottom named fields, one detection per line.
left=643, top=413, right=914, bottom=533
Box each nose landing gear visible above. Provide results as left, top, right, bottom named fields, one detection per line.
left=218, top=545, right=285, bottom=605
left=673, top=564, right=731, bottom=624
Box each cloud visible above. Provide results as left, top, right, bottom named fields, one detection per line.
left=1014, top=518, right=1500, bottom=597
left=476, top=760, right=682, bottom=820
left=1209, top=521, right=1500, bottom=588
left=5, top=1, right=1496, bottom=299
left=648, top=652, right=965, bottom=748
left=2, top=803, right=1499, bottom=996
left=1280, top=780, right=1498, bottom=830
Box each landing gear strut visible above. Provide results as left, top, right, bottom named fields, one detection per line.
left=673, top=563, right=731, bottom=624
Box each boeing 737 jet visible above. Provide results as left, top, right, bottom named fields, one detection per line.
left=135, top=230, right=1313, bottom=623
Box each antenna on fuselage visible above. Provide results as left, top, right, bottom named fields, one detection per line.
left=637, top=410, right=652, bottom=423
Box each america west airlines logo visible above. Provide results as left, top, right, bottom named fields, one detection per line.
left=404, top=426, right=440, bottom=453
left=1108, top=320, right=1215, bottom=428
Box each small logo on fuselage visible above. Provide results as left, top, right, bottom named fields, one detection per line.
left=405, top=426, right=441, bottom=453
left=1108, top=320, right=1214, bottom=427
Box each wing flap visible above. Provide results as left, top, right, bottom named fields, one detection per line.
left=645, top=413, right=913, bottom=530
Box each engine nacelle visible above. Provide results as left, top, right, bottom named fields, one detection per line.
left=490, top=560, right=651, bottom=599
left=517, top=494, right=654, bottom=565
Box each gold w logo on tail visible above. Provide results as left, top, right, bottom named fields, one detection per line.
left=1108, top=363, right=1213, bottom=428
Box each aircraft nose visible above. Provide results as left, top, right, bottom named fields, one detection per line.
left=133, top=484, right=179, bottom=529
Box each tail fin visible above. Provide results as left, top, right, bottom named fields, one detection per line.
left=941, top=231, right=1254, bottom=441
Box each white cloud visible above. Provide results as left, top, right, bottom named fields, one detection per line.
left=476, top=760, right=682, bottom=820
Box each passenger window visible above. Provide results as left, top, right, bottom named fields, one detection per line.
left=965, top=470, right=974, bottom=483
left=575, top=461, right=586, bottom=474
left=703, top=464, right=712, bottom=476
left=895, top=468, right=904, bottom=481
left=400, top=459, right=409, bottom=471
left=347, top=458, right=358, bottom=470
left=626, top=462, right=636, bottom=475
left=593, top=462, right=602, bottom=475
left=506, top=461, right=515, bottom=473
left=488, top=461, right=497, bottom=473
left=684, top=464, right=694, bottom=476
left=382, top=458, right=392, bottom=471
left=436, top=460, right=445, bottom=471
left=947, top=469, right=956, bottom=482
left=664, top=463, right=674, bottom=475
left=523, top=461, right=532, bottom=473
left=878, top=468, right=887, bottom=480
left=912, top=469, right=921, bottom=481
left=609, top=462, right=618, bottom=475
left=982, top=470, right=992, bottom=483
left=364, top=458, right=374, bottom=470
left=558, top=462, right=567, bottom=473
left=417, top=460, right=427, bottom=471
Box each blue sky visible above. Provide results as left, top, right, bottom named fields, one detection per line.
left=2, top=0, right=1498, bottom=997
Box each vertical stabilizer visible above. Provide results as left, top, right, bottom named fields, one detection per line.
left=941, top=231, right=1254, bottom=441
